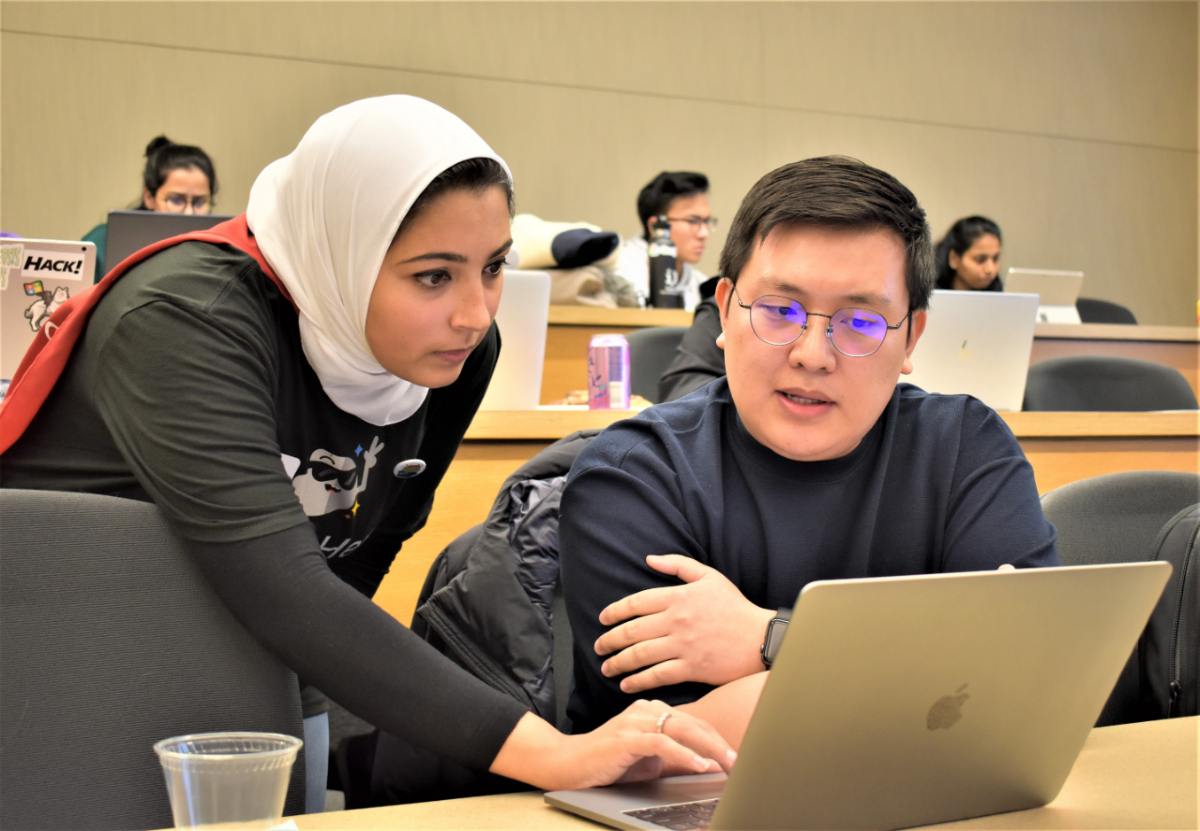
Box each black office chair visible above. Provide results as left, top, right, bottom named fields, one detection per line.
left=1041, top=471, right=1200, bottom=725
left=1076, top=297, right=1138, bottom=325
left=1023, top=356, right=1198, bottom=411
left=0, top=490, right=305, bottom=831
left=626, top=326, right=689, bottom=404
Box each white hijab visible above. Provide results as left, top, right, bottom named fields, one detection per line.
left=246, top=96, right=511, bottom=426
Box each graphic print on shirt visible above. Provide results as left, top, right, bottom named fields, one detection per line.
left=285, top=435, right=385, bottom=518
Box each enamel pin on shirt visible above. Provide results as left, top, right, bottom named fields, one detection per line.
left=394, top=459, right=426, bottom=478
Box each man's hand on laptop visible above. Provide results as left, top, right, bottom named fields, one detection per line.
left=595, top=554, right=776, bottom=692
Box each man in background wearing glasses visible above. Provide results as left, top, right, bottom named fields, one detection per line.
left=614, top=171, right=716, bottom=310
left=559, top=156, right=1059, bottom=746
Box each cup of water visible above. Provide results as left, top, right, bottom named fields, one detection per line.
left=154, top=732, right=302, bottom=829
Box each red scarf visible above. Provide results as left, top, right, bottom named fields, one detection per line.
left=0, top=215, right=295, bottom=454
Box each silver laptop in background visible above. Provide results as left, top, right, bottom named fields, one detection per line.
left=0, top=239, right=96, bottom=379
left=904, top=289, right=1039, bottom=412
left=1004, top=267, right=1085, bottom=324
left=546, top=561, right=1171, bottom=831
left=478, top=269, right=551, bottom=411
left=104, top=210, right=232, bottom=276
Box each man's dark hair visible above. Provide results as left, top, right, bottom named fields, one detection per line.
left=934, top=215, right=1003, bottom=290
left=718, top=156, right=935, bottom=311
left=637, top=171, right=709, bottom=240
left=137, top=135, right=219, bottom=209
left=397, top=157, right=514, bottom=240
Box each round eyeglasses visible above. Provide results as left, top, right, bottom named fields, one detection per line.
left=733, top=285, right=910, bottom=357
left=161, top=194, right=211, bottom=213
left=666, top=216, right=718, bottom=230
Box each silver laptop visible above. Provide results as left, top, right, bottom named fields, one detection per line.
left=104, top=210, right=232, bottom=275
left=478, top=269, right=551, bottom=410
left=0, top=239, right=96, bottom=379
left=904, top=289, right=1039, bottom=412
left=1004, top=268, right=1085, bottom=324
left=546, top=561, right=1170, bottom=830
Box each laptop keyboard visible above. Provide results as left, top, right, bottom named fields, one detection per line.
left=624, top=798, right=720, bottom=830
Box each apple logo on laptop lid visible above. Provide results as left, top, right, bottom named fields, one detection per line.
left=927, top=683, right=970, bottom=730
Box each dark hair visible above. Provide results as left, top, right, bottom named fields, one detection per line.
left=934, top=216, right=1003, bottom=290
left=718, top=156, right=935, bottom=311
left=637, top=171, right=709, bottom=240
left=137, top=135, right=218, bottom=210
left=396, top=157, right=514, bottom=240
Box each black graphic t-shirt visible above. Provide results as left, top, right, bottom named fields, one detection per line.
left=2, top=241, right=530, bottom=770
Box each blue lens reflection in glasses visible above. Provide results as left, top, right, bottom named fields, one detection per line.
left=748, top=296, right=891, bottom=356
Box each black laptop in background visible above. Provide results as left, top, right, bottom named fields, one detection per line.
left=104, top=210, right=234, bottom=276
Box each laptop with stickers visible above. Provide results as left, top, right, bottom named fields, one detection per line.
left=0, top=239, right=96, bottom=379
left=546, top=561, right=1170, bottom=830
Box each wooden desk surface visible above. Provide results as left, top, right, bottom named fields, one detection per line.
left=292, top=717, right=1198, bottom=830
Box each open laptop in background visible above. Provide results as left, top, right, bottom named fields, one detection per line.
left=0, top=239, right=96, bottom=380
left=904, top=289, right=1039, bottom=411
left=104, top=210, right=233, bottom=278
left=478, top=269, right=551, bottom=410
left=1004, top=267, right=1085, bottom=324
left=546, top=561, right=1170, bottom=831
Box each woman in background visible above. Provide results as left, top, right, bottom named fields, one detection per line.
left=82, top=135, right=218, bottom=281
left=934, top=215, right=1002, bottom=291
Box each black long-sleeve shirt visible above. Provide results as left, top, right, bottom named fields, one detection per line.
left=2, top=241, right=528, bottom=771
left=561, top=379, right=1060, bottom=732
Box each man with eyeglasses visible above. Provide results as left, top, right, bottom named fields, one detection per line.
left=613, top=171, right=715, bottom=310
left=560, top=156, right=1059, bottom=745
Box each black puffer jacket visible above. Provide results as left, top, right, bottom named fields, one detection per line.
left=413, top=428, right=599, bottom=724
left=370, top=429, right=598, bottom=805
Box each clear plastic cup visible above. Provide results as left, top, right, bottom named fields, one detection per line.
left=154, top=732, right=302, bottom=829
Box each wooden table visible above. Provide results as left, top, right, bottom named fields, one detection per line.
left=292, top=716, right=1198, bottom=830
left=370, top=408, right=1199, bottom=627
left=542, top=309, right=1200, bottom=404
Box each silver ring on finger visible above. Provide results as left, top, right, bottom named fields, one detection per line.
left=655, top=710, right=673, bottom=734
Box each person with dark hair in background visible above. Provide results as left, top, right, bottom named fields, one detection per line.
left=3, top=97, right=734, bottom=812
left=934, top=215, right=1003, bottom=292
left=613, top=171, right=714, bottom=310
left=82, top=135, right=219, bottom=282
left=560, top=158, right=1057, bottom=747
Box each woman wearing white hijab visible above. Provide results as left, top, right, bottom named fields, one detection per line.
left=0, top=96, right=733, bottom=809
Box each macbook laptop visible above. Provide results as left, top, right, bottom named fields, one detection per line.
left=1004, top=268, right=1085, bottom=324
left=904, top=289, right=1039, bottom=411
left=0, top=238, right=96, bottom=379
left=104, top=210, right=233, bottom=276
left=478, top=269, right=551, bottom=410
left=546, top=561, right=1170, bottom=830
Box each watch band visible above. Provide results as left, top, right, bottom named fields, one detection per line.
left=760, top=608, right=792, bottom=668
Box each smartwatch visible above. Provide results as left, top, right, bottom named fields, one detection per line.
left=760, top=608, right=792, bottom=668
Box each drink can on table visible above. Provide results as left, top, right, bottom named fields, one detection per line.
left=588, top=334, right=630, bottom=410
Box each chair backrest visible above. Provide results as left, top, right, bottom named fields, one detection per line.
left=626, top=326, right=689, bottom=404
left=0, top=490, right=305, bottom=831
left=1076, top=297, right=1138, bottom=324
left=1023, top=355, right=1199, bottom=411
left=1041, top=471, right=1200, bottom=725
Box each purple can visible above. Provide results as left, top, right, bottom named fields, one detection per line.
left=587, top=334, right=631, bottom=410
